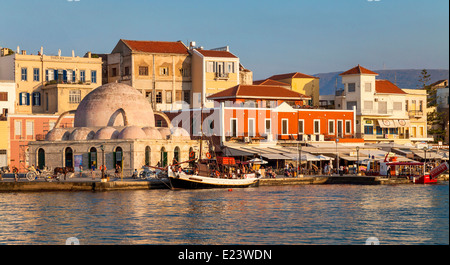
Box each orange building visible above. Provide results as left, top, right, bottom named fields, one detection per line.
left=8, top=114, right=73, bottom=171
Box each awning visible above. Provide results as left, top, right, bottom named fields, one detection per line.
left=261, top=153, right=291, bottom=160
left=377, top=119, right=410, bottom=128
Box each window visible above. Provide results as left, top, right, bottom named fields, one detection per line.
left=80, top=70, right=86, bottom=82
left=33, top=68, right=40, bottom=82
left=378, top=101, right=387, bottom=114
left=376, top=126, right=383, bottom=135
left=227, top=62, right=235, bottom=73
left=248, top=118, right=255, bottom=137
left=347, top=83, right=356, bottom=92
left=32, top=92, right=41, bottom=106
left=364, top=125, right=373, bottom=135
left=124, top=67, right=130, bottom=76
left=419, top=100, right=423, bottom=112
left=46, top=69, right=54, bottom=81
left=183, top=91, right=190, bottom=104
left=365, top=82, right=372, bottom=92
left=69, top=90, right=81, bottom=103
left=91, top=70, right=97, bottom=83
left=180, top=68, right=189, bottom=77
left=345, top=120, right=351, bottom=134
left=314, top=120, right=320, bottom=134
left=21, top=68, right=27, bottom=81
left=111, top=67, right=117, bottom=77
left=265, top=119, right=271, bottom=134
left=139, top=66, right=149, bottom=76
left=26, top=121, right=34, bottom=136
left=364, top=101, right=373, bottom=110
left=393, top=102, right=402, bottom=111
left=0, top=92, right=7, bottom=101
left=206, top=62, right=214, bottom=72
left=298, top=120, right=304, bottom=134
left=231, top=118, right=238, bottom=137
left=347, top=101, right=357, bottom=110
left=19, top=92, right=30, bottom=105
left=15, top=120, right=21, bottom=136
left=160, top=67, right=169, bottom=76
left=328, top=120, right=335, bottom=134
left=67, top=70, right=73, bottom=82
left=45, top=93, right=49, bottom=111
left=166, top=91, right=172, bottom=104
left=156, top=91, right=162, bottom=103
left=405, top=100, right=409, bottom=111
left=337, top=120, right=343, bottom=137
left=156, top=120, right=163, bottom=127
left=282, top=119, right=288, bottom=135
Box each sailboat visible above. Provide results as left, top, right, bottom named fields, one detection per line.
left=167, top=97, right=260, bottom=189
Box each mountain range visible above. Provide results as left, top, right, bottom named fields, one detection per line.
left=315, top=69, right=449, bottom=95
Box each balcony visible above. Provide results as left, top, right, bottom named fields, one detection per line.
left=215, top=72, right=229, bottom=80
left=408, top=110, right=424, bottom=118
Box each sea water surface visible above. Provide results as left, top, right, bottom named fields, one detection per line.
left=0, top=182, right=448, bottom=245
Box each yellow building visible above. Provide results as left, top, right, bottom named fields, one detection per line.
left=0, top=47, right=102, bottom=115
left=402, top=88, right=433, bottom=142
left=192, top=48, right=240, bottom=108
left=107, top=39, right=192, bottom=111
left=0, top=119, right=9, bottom=167
left=265, top=72, right=320, bottom=106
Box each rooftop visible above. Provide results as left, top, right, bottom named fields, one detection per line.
left=375, top=80, right=407, bottom=94
left=339, top=64, right=379, bottom=76
left=121, top=39, right=189, bottom=55
left=268, top=72, right=319, bottom=80
left=195, top=49, right=238, bottom=58
left=207, top=84, right=311, bottom=101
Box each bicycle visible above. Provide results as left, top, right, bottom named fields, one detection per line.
left=138, top=166, right=157, bottom=179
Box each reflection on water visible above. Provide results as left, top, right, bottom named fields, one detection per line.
left=0, top=182, right=448, bottom=245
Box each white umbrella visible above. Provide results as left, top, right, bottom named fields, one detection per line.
left=316, top=155, right=334, bottom=161
left=291, top=153, right=321, bottom=161
left=247, top=158, right=268, bottom=164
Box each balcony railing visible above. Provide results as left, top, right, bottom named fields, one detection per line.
left=215, top=72, right=229, bottom=80
left=408, top=110, right=424, bottom=118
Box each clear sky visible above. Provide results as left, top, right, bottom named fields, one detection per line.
left=0, top=0, right=448, bottom=80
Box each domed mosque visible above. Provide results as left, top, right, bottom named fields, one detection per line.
left=28, top=83, right=206, bottom=175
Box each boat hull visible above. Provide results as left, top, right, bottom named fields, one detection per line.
left=168, top=172, right=259, bottom=189
left=413, top=174, right=438, bottom=184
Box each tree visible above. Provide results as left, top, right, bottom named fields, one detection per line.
left=420, top=69, right=445, bottom=142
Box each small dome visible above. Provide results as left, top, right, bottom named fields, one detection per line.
left=170, top=127, right=190, bottom=139
left=118, top=126, right=147, bottom=139
left=142, top=127, right=163, bottom=139
left=45, top=128, right=70, bottom=141
left=69, top=127, right=96, bottom=141
left=158, top=127, right=171, bottom=139
left=94, top=127, right=120, bottom=140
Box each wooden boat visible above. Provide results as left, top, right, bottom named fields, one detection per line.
left=167, top=159, right=260, bottom=189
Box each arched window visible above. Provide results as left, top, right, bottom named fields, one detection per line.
left=37, top=148, right=45, bottom=169
left=145, top=146, right=151, bottom=166
left=65, top=147, right=73, bottom=168
left=174, top=146, right=180, bottom=163
left=160, top=147, right=167, bottom=167
left=89, top=147, right=97, bottom=169
left=114, top=146, right=123, bottom=168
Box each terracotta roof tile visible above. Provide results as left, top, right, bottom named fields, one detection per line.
left=195, top=49, right=238, bottom=58
left=339, top=64, right=378, bottom=76
left=253, top=79, right=291, bottom=86
left=207, top=85, right=311, bottom=100
left=121, top=39, right=189, bottom=54
left=268, top=72, right=318, bottom=80
left=375, top=80, right=407, bottom=94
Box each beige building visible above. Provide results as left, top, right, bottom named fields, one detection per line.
left=107, top=39, right=192, bottom=111
left=0, top=47, right=102, bottom=115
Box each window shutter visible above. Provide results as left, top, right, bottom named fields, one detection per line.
left=54, top=70, right=58, bottom=81
left=63, top=70, right=67, bottom=82
left=19, top=93, right=23, bottom=105
left=26, top=93, right=30, bottom=105
left=45, top=70, right=49, bottom=81
left=37, top=92, right=41, bottom=106
left=72, top=70, right=76, bottom=82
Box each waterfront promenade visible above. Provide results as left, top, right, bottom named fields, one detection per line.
left=1, top=172, right=448, bottom=192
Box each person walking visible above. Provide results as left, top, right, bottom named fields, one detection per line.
left=91, top=162, right=96, bottom=180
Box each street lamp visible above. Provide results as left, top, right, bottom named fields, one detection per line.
left=100, top=144, right=105, bottom=179
left=298, top=143, right=302, bottom=177
left=423, top=146, right=428, bottom=175
left=356, top=146, right=360, bottom=175
left=336, top=138, right=339, bottom=175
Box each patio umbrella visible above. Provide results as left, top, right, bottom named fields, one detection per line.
left=247, top=158, right=268, bottom=164
left=316, top=155, right=334, bottom=161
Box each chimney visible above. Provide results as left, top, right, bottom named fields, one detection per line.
left=86, top=51, right=91, bottom=58
left=40, top=46, right=43, bottom=55
left=16, top=46, right=20, bottom=53
left=21, top=50, right=27, bottom=55
left=72, top=50, right=75, bottom=57
left=58, top=49, right=61, bottom=57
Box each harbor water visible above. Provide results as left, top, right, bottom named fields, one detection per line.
left=0, top=182, right=448, bottom=245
